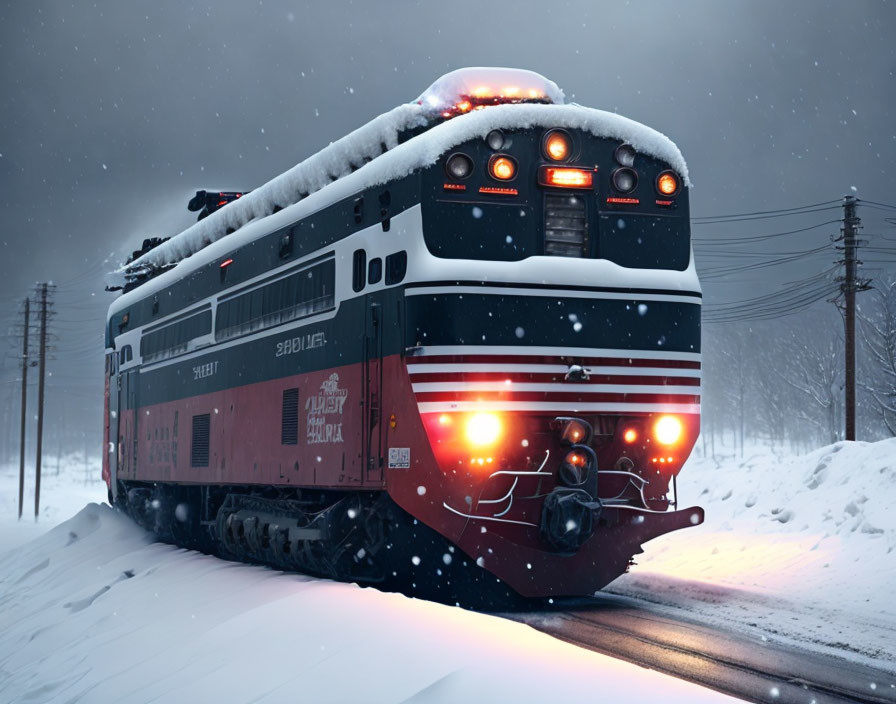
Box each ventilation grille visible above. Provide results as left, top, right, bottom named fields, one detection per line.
left=281, top=388, right=299, bottom=445
left=191, top=413, right=210, bottom=467
left=544, top=194, right=588, bottom=257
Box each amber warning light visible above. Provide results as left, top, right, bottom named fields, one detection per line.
left=538, top=166, right=595, bottom=189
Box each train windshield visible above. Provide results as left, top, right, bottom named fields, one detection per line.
left=417, top=67, right=565, bottom=120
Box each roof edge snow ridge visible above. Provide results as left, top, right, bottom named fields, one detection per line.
left=119, top=102, right=688, bottom=277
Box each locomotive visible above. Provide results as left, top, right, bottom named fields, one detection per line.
left=104, top=68, right=703, bottom=602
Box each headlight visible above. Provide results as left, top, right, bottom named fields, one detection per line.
left=486, top=130, right=505, bottom=151
left=489, top=155, right=517, bottom=181
left=466, top=412, right=502, bottom=446
left=543, top=129, right=571, bottom=161
left=656, top=170, right=680, bottom=196
left=445, top=153, right=473, bottom=180
left=614, top=143, right=636, bottom=167
left=654, top=415, right=683, bottom=445
left=611, top=167, right=638, bottom=193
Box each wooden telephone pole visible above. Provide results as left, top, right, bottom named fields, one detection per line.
left=17, top=297, right=30, bottom=520
left=33, top=283, right=54, bottom=521
left=836, top=196, right=869, bottom=441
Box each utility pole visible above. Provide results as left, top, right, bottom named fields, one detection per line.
left=835, top=196, right=868, bottom=441
left=34, top=282, right=54, bottom=521
left=18, top=297, right=30, bottom=520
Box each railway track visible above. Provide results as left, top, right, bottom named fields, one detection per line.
left=504, top=594, right=896, bottom=704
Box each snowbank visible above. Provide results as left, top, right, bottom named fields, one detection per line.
left=0, top=504, right=736, bottom=704
left=612, top=438, right=896, bottom=670
left=0, top=455, right=105, bottom=553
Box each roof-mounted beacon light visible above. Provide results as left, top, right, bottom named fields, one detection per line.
left=417, top=67, right=565, bottom=120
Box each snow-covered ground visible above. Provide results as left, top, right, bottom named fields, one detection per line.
left=0, top=508, right=735, bottom=702
left=1, top=440, right=894, bottom=701
left=611, top=438, right=896, bottom=672
left=0, top=455, right=106, bottom=553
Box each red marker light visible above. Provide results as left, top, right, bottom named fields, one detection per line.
left=479, top=186, right=518, bottom=195
left=606, top=197, right=640, bottom=205
left=220, top=258, right=233, bottom=268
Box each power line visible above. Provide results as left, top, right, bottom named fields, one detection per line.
left=693, top=205, right=843, bottom=225
left=699, top=250, right=832, bottom=280
left=692, top=199, right=841, bottom=221
left=692, top=219, right=841, bottom=245
left=857, top=199, right=896, bottom=211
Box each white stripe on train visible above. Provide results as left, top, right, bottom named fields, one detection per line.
left=411, top=382, right=700, bottom=395
left=408, top=345, right=702, bottom=362
left=416, top=401, right=701, bottom=414
left=406, top=363, right=701, bottom=377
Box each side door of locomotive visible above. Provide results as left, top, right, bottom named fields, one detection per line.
left=109, top=351, right=120, bottom=497
left=116, top=346, right=139, bottom=479
left=363, top=295, right=384, bottom=484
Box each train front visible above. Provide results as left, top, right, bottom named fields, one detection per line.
left=387, top=69, right=703, bottom=598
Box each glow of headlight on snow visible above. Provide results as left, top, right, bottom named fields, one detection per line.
left=638, top=533, right=840, bottom=588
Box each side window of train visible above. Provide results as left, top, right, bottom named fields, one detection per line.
left=385, top=251, right=407, bottom=285
left=118, top=345, right=132, bottom=366
left=352, top=249, right=366, bottom=292
left=141, top=310, right=212, bottom=363
left=215, top=258, right=336, bottom=341
left=368, top=257, right=382, bottom=285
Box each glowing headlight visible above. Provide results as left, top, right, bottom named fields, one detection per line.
left=543, top=129, right=571, bottom=161
left=489, top=155, right=517, bottom=181
left=466, top=412, right=502, bottom=446
left=654, top=415, right=683, bottom=446
left=656, top=170, right=680, bottom=196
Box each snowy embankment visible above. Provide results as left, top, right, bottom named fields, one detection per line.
left=612, top=438, right=896, bottom=671
left=0, top=455, right=105, bottom=553
left=2, top=441, right=893, bottom=701
left=0, top=507, right=736, bottom=703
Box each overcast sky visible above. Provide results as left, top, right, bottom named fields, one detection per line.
left=1, top=0, right=894, bottom=452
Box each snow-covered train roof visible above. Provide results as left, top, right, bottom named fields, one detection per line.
left=111, top=69, right=690, bottom=306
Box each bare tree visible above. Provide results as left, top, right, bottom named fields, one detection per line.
left=858, top=278, right=896, bottom=436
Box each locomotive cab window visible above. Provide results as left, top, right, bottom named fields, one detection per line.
left=385, top=251, right=407, bottom=285
left=368, top=257, right=382, bottom=285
